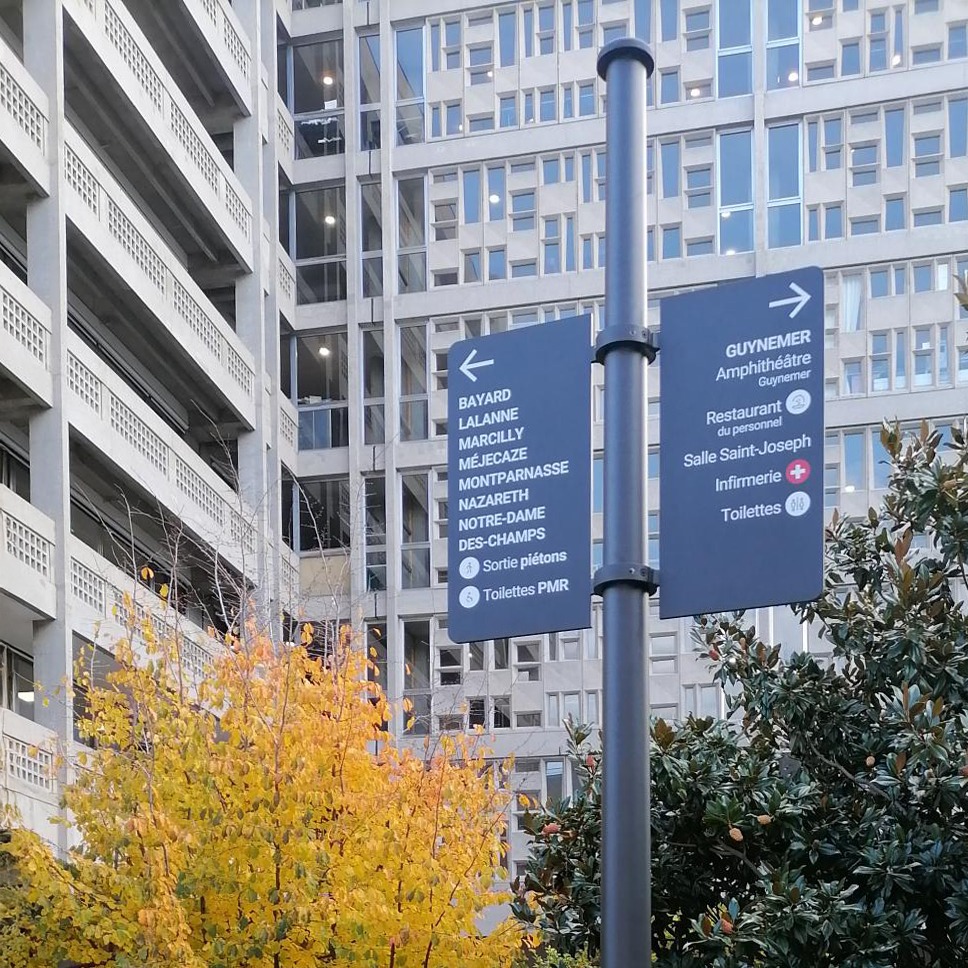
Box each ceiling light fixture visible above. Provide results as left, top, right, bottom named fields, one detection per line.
left=322, top=75, right=335, bottom=86
left=318, top=346, right=331, bottom=357
left=324, top=214, right=336, bottom=226
left=788, top=70, right=799, bottom=83
left=811, top=14, right=823, bottom=25
left=720, top=210, right=731, bottom=219
left=690, top=87, right=702, bottom=97
left=892, top=53, right=902, bottom=65
left=489, top=193, right=501, bottom=204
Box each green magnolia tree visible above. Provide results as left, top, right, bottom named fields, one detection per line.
left=513, top=416, right=968, bottom=967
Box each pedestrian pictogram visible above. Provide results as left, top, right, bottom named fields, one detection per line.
left=785, top=458, right=811, bottom=485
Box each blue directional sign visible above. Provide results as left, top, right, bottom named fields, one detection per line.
left=447, top=316, right=592, bottom=643
left=659, top=267, right=825, bottom=619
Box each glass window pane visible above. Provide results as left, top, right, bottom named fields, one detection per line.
left=766, top=42, right=800, bottom=89
left=768, top=125, right=801, bottom=200
left=768, top=0, right=799, bottom=40
left=719, top=130, right=752, bottom=206
left=718, top=51, right=751, bottom=96
left=719, top=0, right=751, bottom=47
left=396, top=27, right=424, bottom=100
left=398, top=178, right=425, bottom=247
left=360, top=34, right=380, bottom=105
left=768, top=202, right=802, bottom=248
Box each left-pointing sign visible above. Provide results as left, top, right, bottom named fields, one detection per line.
left=458, top=348, right=495, bottom=382
left=447, top=316, right=593, bottom=643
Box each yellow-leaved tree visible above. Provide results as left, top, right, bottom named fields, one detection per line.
left=0, top=614, right=519, bottom=967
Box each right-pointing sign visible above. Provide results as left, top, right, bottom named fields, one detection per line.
left=659, top=267, right=825, bottom=619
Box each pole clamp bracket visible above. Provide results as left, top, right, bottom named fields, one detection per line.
left=593, top=563, right=659, bottom=597
left=594, top=326, right=659, bottom=365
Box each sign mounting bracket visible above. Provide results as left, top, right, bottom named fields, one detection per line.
left=593, top=562, right=659, bottom=597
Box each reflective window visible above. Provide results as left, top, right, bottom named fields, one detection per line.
left=395, top=27, right=425, bottom=145
left=660, top=140, right=680, bottom=198
left=299, top=478, right=350, bottom=550
left=767, top=124, right=801, bottom=248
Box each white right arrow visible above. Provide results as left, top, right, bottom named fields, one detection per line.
left=459, top=348, right=495, bottom=382
left=769, top=282, right=812, bottom=319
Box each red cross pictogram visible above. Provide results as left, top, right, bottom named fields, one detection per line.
left=785, top=458, right=811, bottom=485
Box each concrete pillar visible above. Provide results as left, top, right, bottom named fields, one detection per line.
left=23, top=0, right=73, bottom=845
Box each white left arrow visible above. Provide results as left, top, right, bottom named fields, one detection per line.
left=459, top=348, right=495, bottom=382
left=769, top=282, right=812, bottom=319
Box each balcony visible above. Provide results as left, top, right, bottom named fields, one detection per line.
left=277, top=93, right=295, bottom=183
left=65, top=331, right=257, bottom=574
left=278, top=245, right=296, bottom=324
left=63, top=123, right=256, bottom=428
left=0, top=32, right=49, bottom=193
left=279, top=395, right=298, bottom=473
left=63, top=0, right=253, bottom=269
left=124, top=0, right=252, bottom=115
left=0, top=258, right=52, bottom=409
left=1, top=712, right=59, bottom=828
left=69, top=536, right=217, bottom=683
left=0, top=485, right=56, bottom=620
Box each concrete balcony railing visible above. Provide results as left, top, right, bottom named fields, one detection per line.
left=63, top=124, right=256, bottom=427
left=69, top=537, right=217, bottom=683
left=278, top=244, right=296, bottom=323
left=65, top=0, right=253, bottom=266
left=179, top=0, right=252, bottom=108
left=276, top=92, right=294, bottom=180
left=65, top=331, right=258, bottom=573
left=0, top=484, right=56, bottom=620
left=280, top=545, right=300, bottom=610
left=279, top=395, right=298, bottom=472
left=0, top=32, right=49, bottom=192
left=0, top=258, right=52, bottom=407
left=1, top=710, right=59, bottom=819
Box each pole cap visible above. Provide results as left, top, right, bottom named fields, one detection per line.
left=597, top=37, right=656, bottom=81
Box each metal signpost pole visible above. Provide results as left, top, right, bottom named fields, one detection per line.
left=594, top=38, right=656, bottom=968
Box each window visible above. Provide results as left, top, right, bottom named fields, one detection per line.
left=662, top=225, right=681, bottom=259
left=913, top=208, right=943, bottom=227
left=951, top=25, right=968, bottom=59
left=914, top=134, right=942, bottom=176
left=885, top=108, right=905, bottom=167
left=718, top=0, right=752, bottom=96
left=499, top=95, right=517, bottom=128
left=766, top=0, right=801, bottom=90
left=362, top=329, right=385, bottom=445
left=686, top=166, right=711, bottom=207
left=400, top=323, right=428, bottom=440
left=287, top=185, right=347, bottom=304
left=516, top=640, right=542, bottom=681
left=360, top=182, right=382, bottom=297
left=683, top=683, right=720, bottom=719
left=825, top=203, right=843, bottom=238
left=850, top=142, right=878, bottom=185
left=492, top=697, right=511, bottom=729
left=488, top=248, right=506, bottom=280
left=649, top=634, right=677, bottom=674
left=912, top=46, right=942, bottom=65
left=950, top=99, right=968, bottom=157
left=359, top=34, right=381, bottom=150
left=499, top=10, right=517, bottom=65
left=660, top=140, right=680, bottom=198
left=290, top=331, right=350, bottom=449
left=438, top=647, right=462, bottom=686
left=511, top=191, right=536, bottom=231
left=287, top=37, right=345, bottom=158
left=685, top=8, right=711, bottom=49
left=2, top=644, right=35, bottom=721
left=885, top=196, right=905, bottom=230
left=767, top=124, right=802, bottom=248
left=718, top=129, right=754, bottom=253
left=463, top=169, right=481, bottom=224
left=397, top=178, right=426, bottom=293
left=841, top=40, right=861, bottom=75
left=401, top=473, right=430, bottom=587
left=660, top=69, right=680, bottom=104
left=850, top=215, right=880, bottom=235
left=661, top=0, right=678, bottom=40
left=395, top=27, right=425, bottom=146
left=578, top=82, right=596, bottom=117
left=540, top=88, right=556, bottom=122
left=298, top=478, right=350, bottom=551
left=950, top=188, right=968, bottom=222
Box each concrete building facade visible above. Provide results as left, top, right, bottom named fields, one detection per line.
left=1, top=0, right=967, bottom=879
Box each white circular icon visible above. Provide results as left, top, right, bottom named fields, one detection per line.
left=459, top=586, right=481, bottom=609
left=785, top=491, right=811, bottom=517
left=785, top=388, right=812, bottom=416
left=459, top=556, right=481, bottom=580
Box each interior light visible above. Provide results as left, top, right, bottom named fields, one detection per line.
left=844, top=485, right=856, bottom=493
left=689, top=87, right=702, bottom=98
left=891, top=53, right=902, bottom=66
left=720, top=210, right=731, bottom=219
left=489, top=193, right=501, bottom=204
left=725, top=248, right=736, bottom=255
left=324, top=214, right=336, bottom=226
left=318, top=346, right=331, bottom=358
left=487, top=69, right=494, bottom=78
left=787, top=70, right=799, bottom=83
left=811, top=14, right=823, bottom=25
left=17, top=690, right=35, bottom=703
left=322, top=75, right=335, bottom=86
